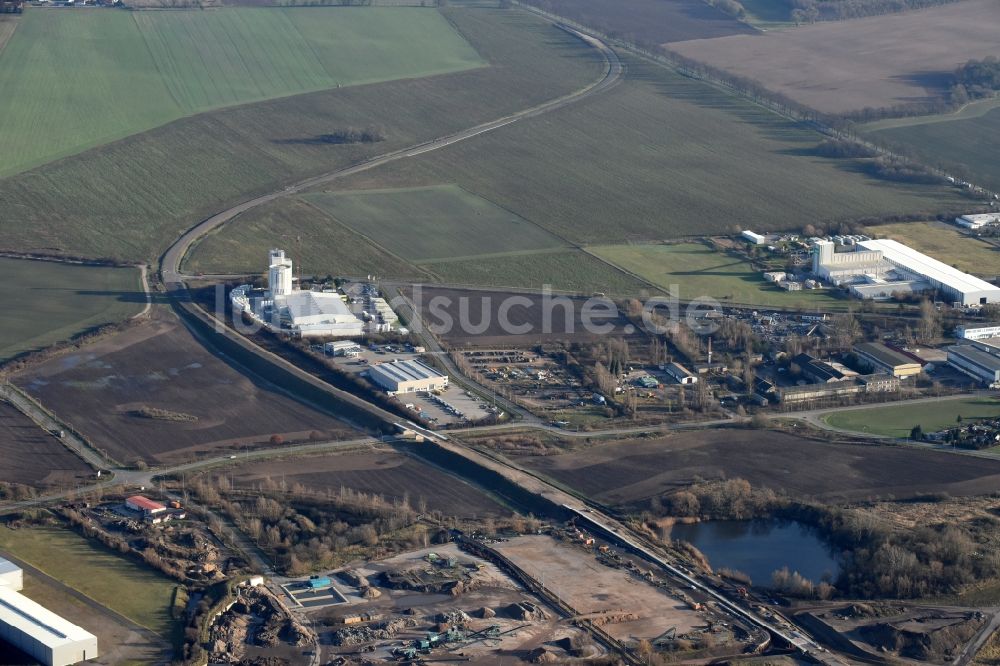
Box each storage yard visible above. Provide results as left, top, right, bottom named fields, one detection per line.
left=13, top=313, right=360, bottom=465
left=520, top=430, right=1000, bottom=506
left=0, top=400, right=92, bottom=490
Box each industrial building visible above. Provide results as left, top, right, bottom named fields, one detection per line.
left=811, top=238, right=1000, bottom=306
left=325, top=340, right=362, bottom=357
left=663, top=362, right=698, bottom=385
left=946, top=344, right=1000, bottom=386
left=956, top=213, right=1000, bottom=229
left=956, top=324, right=1000, bottom=340
left=741, top=230, right=766, bottom=245
left=0, top=557, right=98, bottom=666
left=853, top=342, right=923, bottom=379
left=367, top=359, right=448, bottom=394
left=126, top=495, right=166, bottom=516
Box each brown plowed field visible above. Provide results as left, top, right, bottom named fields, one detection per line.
left=0, top=400, right=92, bottom=489
left=406, top=286, right=646, bottom=347
left=14, top=312, right=359, bottom=465
left=670, top=0, right=1000, bottom=113
left=225, top=449, right=509, bottom=518
left=521, top=429, right=1000, bottom=506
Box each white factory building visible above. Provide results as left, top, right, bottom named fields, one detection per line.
left=956, top=213, right=1000, bottom=229
left=231, top=249, right=372, bottom=338
left=812, top=238, right=1000, bottom=306
left=0, top=557, right=98, bottom=666
left=367, top=359, right=448, bottom=394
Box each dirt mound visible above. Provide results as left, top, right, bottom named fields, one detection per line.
left=858, top=612, right=986, bottom=662
left=845, top=602, right=906, bottom=619
left=504, top=601, right=549, bottom=621
left=362, top=586, right=382, bottom=599
left=477, top=606, right=496, bottom=619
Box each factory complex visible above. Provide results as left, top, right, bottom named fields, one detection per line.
left=231, top=250, right=398, bottom=338
left=811, top=237, right=1000, bottom=306
left=367, top=359, right=449, bottom=395
left=0, top=557, right=98, bottom=666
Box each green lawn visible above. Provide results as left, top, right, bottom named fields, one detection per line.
left=422, top=248, right=652, bottom=295
left=866, top=105, right=1000, bottom=193
left=867, top=221, right=1000, bottom=276
left=0, top=258, right=143, bottom=362
left=0, top=8, right=604, bottom=263
left=304, top=185, right=566, bottom=263
left=589, top=243, right=845, bottom=308
left=0, top=7, right=483, bottom=176
left=823, top=396, right=1000, bottom=438
left=0, top=525, right=177, bottom=637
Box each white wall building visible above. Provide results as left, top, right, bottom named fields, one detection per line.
left=663, top=362, right=698, bottom=385
left=812, top=240, right=889, bottom=285
left=0, top=557, right=98, bottom=666
left=267, top=248, right=293, bottom=298
left=367, top=359, right=448, bottom=394
left=741, top=230, right=766, bottom=245
left=956, top=214, right=1000, bottom=229
left=946, top=344, right=1000, bottom=385
left=956, top=325, right=1000, bottom=340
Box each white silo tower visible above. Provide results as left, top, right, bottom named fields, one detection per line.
left=268, top=248, right=293, bottom=297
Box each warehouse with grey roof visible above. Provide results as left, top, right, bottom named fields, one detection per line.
left=367, top=359, right=448, bottom=394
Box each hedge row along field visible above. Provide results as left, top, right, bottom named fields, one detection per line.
left=0, top=7, right=484, bottom=176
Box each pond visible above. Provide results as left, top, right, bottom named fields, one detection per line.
left=668, top=519, right=840, bottom=587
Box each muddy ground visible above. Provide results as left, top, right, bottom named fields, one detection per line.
left=224, top=448, right=510, bottom=519
left=14, top=310, right=359, bottom=465
left=519, top=429, right=1000, bottom=506
left=0, top=400, right=92, bottom=489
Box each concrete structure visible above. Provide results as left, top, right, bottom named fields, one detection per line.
left=325, top=340, right=361, bottom=357
left=267, top=248, right=293, bottom=298
left=126, top=495, right=166, bottom=516
left=741, top=230, right=766, bottom=245
left=0, top=557, right=98, bottom=666
left=956, top=213, right=1000, bottom=229
left=278, top=291, right=365, bottom=338
left=663, top=362, right=698, bottom=385
left=946, top=344, right=1000, bottom=386
left=857, top=239, right=1000, bottom=306
left=367, top=359, right=448, bottom=394
left=763, top=271, right=785, bottom=283
left=812, top=239, right=889, bottom=286
left=850, top=278, right=931, bottom=302
left=956, top=324, right=1000, bottom=340
left=853, top=342, right=923, bottom=379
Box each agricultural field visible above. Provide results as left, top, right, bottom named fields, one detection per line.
left=0, top=524, right=178, bottom=637
left=866, top=220, right=1000, bottom=276
left=589, top=243, right=846, bottom=307
left=326, top=53, right=965, bottom=247
left=521, top=0, right=754, bottom=44
left=304, top=185, right=566, bottom=263
left=520, top=429, right=1000, bottom=506
left=0, top=16, right=16, bottom=52
left=14, top=312, right=360, bottom=465
left=185, top=196, right=426, bottom=279
left=0, top=258, right=144, bottom=363
left=0, top=7, right=605, bottom=263
left=866, top=105, right=1000, bottom=193
left=822, top=396, right=1000, bottom=438
left=224, top=449, right=510, bottom=518
left=669, top=0, right=1000, bottom=113
left=0, top=7, right=483, bottom=176
left=0, top=400, right=92, bottom=490
left=422, top=248, right=652, bottom=295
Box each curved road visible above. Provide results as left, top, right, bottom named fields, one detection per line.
left=160, top=24, right=622, bottom=289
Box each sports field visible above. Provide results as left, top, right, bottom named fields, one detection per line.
left=0, top=258, right=143, bottom=362
left=0, top=7, right=483, bottom=176
left=867, top=221, right=1000, bottom=276
left=823, top=396, right=1000, bottom=438
left=589, top=243, right=844, bottom=307
left=0, top=8, right=603, bottom=263
left=867, top=106, right=1000, bottom=193
left=0, top=524, right=177, bottom=637
left=304, top=185, right=566, bottom=263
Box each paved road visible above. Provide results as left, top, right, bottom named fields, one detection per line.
left=160, top=24, right=622, bottom=290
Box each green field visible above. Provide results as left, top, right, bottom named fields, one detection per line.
left=305, top=185, right=567, bottom=262
left=867, top=221, right=1000, bottom=276
left=324, top=53, right=965, bottom=247
left=588, top=243, right=844, bottom=308
left=423, top=248, right=653, bottom=294
left=0, top=8, right=603, bottom=262
left=186, top=196, right=427, bottom=279
left=823, top=396, right=1000, bottom=438
left=0, top=7, right=483, bottom=177
left=0, top=525, right=177, bottom=636
left=0, top=258, right=143, bottom=362
left=866, top=105, right=1000, bottom=193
